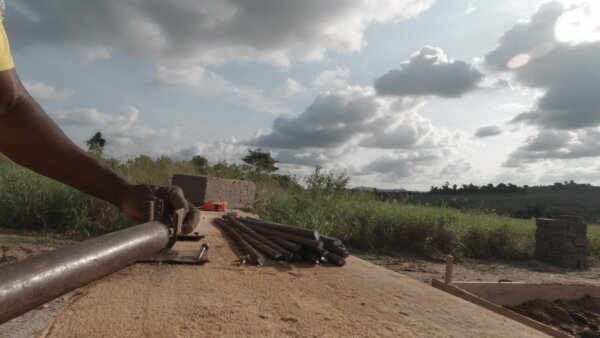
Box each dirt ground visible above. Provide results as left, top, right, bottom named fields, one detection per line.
left=2, top=218, right=598, bottom=337
left=508, top=295, right=600, bottom=337
left=357, top=249, right=600, bottom=286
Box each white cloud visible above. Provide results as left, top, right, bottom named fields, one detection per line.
left=313, top=67, right=350, bottom=88
left=273, top=79, right=307, bottom=98
left=374, top=46, right=483, bottom=98
left=9, top=0, right=434, bottom=67
left=24, top=81, right=74, bottom=101
left=152, top=66, right=288, bottom=114
left=485, top=1, right=600, bottom=130
left=172, top=138, right=246, bottom=164
left=56, top=106, right=139, bottom=126
left=474, top=125, right=503, bottom=138
left=505, top=128, right=600, bottom=167
left=465, top=0, right=477, bottom=15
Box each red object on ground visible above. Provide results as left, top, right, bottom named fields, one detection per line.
left=203, top=201, right=227, bottom=212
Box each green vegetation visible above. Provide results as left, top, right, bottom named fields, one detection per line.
left=382, top=181, right=600, bottom=223
left=1, top=148, right=599, bottom=264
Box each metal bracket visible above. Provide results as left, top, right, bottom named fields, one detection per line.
left=138, top=244, right=209, bottom=265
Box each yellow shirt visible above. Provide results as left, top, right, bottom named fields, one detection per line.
left=0, top=18, right=15, bottom=71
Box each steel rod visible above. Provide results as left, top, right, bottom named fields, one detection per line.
left=224, top=216, right=293, bottom=261
left=220, top=219, right=283, bottom=261
left=243, top=217, right=320, bottom=240
left=319, top=234, right=342, bottom=247
left=213, top=219, right=265, bottom=266
left=242, top=222, right=324, bottom=250
left=325, top=244, right=351, bottom=258
left=0, top=221, right=170, bottom=325
left=264, top=235, right=302, bottom=254
left=324, top=252, right=346, bottom=266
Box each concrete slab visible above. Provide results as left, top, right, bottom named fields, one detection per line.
left=41, top=212, right=547, bottom=338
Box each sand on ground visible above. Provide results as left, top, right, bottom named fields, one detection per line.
left=40, top=211, right=548, bottom=338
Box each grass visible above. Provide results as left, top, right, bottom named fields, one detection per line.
left=258, top=189, right=537, bottom=260
left=0, top=154, right=598, bottom=264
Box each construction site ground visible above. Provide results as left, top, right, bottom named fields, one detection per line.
left=1, top=212, right=599, bottom=337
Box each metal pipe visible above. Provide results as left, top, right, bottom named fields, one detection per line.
left=242, top=222, right=324, bottom=250
left=242, top=217, right=320, bottom=240
left=224, top=216, right=293, bottom=261
left=0, top=221, right=170, bottom=325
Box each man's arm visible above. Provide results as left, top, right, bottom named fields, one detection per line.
left=0, top=69, right=199, bottom=232
left=0, top=69, right=130, bottom=207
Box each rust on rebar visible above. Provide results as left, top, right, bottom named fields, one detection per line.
left=241, top=222, right=324, bottom=250
left=223, top=215, right=293, bottom=261
left=213, top=219, right=265, bottom=266
left=243, top=217, right=319, bottom=240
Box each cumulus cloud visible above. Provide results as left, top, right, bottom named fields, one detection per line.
left=247, top=84, right=464, bottom=178
left=249, top=87, right=380, bottom=149
left=474, top=125, right=503, bottom=138
left=504, top=129, right=600, bottom=167
left=364, top=151, right=441, bottom=180
left=56, top=106, right=139, bottom=126
left=172, top=138, right=247, bottom=164
left=152, top=66, right=288, bottom=114
left=465, top=0, right=477, bottom=15
left=313, top=67, right=350, bottom=88
left=8, top=0, right=433, bottom=67
left=273, top=79, right=307, bottom=98
left=54, top=106, right=182, bottom=151
left=485, top=1, right=600, bottom=130
left=374, top=46, right=483, bottom=98
left=359, top=112, right=456, bottom=149
left=24, top=81, right=74, bottom=101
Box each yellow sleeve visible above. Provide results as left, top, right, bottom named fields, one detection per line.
left=0, top=19, right=15, bottom=71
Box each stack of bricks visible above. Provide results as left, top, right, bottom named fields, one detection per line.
left=535, top=215, right=589, bottom=270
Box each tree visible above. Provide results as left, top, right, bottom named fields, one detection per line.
left=305, top=166, right=349, bottom=194
left=86, top=132, right=106, bottom=156
left=191, top=155, right=208, bottom=172
left=242, top=149, right=278, bottom=173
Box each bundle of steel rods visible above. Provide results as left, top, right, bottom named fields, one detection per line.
left=213, top=215, right=351, bottom=266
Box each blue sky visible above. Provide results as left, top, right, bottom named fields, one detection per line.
left=6, top=0, right=600, bottom=190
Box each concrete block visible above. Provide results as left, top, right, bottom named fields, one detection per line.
left=576, top=230, right=588, bottom=239
left=535, top=218, right=553, bottom=227
left=559, top=215, right=584, bottom=223
left=171, top=174, right=256, bottom=209
left=545, top=220, right=571, bottom=229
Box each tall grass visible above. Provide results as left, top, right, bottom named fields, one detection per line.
left=0, top=154, right=596, bottom=263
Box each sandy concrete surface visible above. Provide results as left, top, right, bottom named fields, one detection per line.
left=41, top=212, right=548, bottom=338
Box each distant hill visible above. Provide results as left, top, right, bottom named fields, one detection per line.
left=352, top=186, right=407, bottom=193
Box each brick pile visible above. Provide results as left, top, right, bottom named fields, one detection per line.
left=535, top=215, right=589, bottom=270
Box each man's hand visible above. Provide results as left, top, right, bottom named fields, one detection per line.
left=120, top=184, right=200, bottom=234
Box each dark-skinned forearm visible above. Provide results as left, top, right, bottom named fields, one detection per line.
left=0, top=92, right=131, bottom=208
